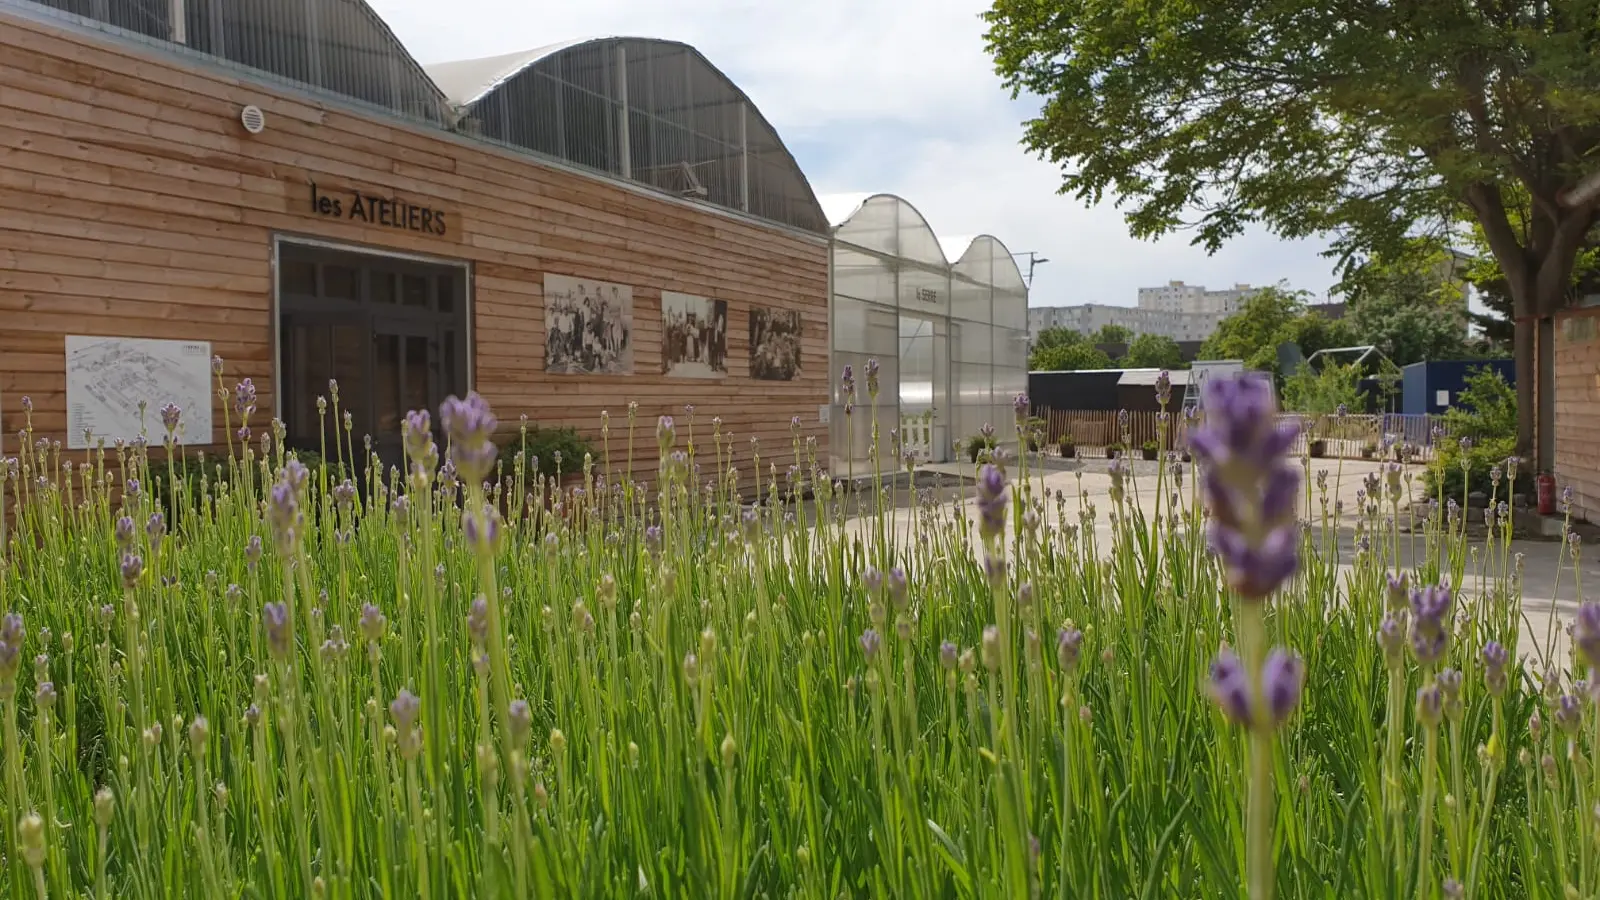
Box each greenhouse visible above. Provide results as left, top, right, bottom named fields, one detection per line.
left=826, top=193, right=1030, bottom=471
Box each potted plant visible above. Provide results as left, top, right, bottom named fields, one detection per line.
left=1105, top=442, right=1124, bottom=459
left=1057, top=436, right=1076, bottom=459
left=1361, top=441, right=1377, bottom=459
left=966, top=434, right=997, bottom=463
left=1308, top=438, right=1328, bottom=458
left=1141, top=440, right=1160, bottom=461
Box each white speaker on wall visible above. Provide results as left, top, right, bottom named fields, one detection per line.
left=240, top=105, right=267, bottom=135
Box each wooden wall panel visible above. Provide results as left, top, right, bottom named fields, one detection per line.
left=0, top=12, right=831, bottom=491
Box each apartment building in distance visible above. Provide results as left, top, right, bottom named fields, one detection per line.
left=1027, top=281, right=1265, bottom=344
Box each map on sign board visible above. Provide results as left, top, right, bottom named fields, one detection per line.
left=65, top=336, right=213, bottom=450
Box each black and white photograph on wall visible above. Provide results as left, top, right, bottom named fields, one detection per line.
left=661, top=292, right=728, bottom=378
left=544, top=274, right=634, bottom=375
left=749, top=307, right=803, bottom=381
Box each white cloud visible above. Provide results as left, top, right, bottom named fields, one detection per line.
left=368, top=0, right=1345, bottom=306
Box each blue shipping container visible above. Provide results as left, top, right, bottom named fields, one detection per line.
left=1401, top=360, right=1515, bottom=415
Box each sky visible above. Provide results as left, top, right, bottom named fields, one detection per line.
left=367, top=0, right=1347, bottom=308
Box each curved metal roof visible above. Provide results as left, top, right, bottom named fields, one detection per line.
left=25, top=0, right=451, bottom=122
left=428, top=37, right=828, bottom=234
left=829, top=192, right=1029, bottom=290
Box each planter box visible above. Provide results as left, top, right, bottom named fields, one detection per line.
left=1058, top=443, right=1076, bottom=459
left=1309, top=440, right=1327, bottom=458
left=1141, top=447, right=1159, bottom=461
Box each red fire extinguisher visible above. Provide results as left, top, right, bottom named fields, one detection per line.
left=1537, top=473, right=1558, bottom=516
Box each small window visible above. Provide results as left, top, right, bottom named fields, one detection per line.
left=324, top=265, right=361, bottom=301
left=402, top=274, right=429, bottom=308
left=370, top=272, right=397, bottom=305
left=437, top=276, right=455, bottom=312
left=280, top=259, right=317, bottom=296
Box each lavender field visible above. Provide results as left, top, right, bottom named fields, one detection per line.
left=0, top=363, right=1582, bottom=899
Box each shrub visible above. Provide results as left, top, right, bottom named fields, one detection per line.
left=501, top=425, right=595, bottom=481
left=1425, top=367, right=1519, bottom=500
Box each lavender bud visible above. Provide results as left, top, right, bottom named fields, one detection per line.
left=859, top=628, right=881, bottom=662
left=1057, top=627, right=1083, bottom=674
left=262, top=602, right=290, bottom=660
left=939, top=642, right=959, bottom=670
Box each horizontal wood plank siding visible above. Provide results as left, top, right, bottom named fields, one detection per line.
left=0, top=12, right=831, bottom=489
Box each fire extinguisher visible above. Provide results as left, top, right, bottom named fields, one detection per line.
left=1537, top=472, right=1558, bottom=516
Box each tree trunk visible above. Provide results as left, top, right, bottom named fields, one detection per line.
left=1514, top=317, right=1535, bottom=459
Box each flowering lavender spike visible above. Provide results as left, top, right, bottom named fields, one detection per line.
left=859, top=628, right=881, bottom=662
left=1408, top=582, right=1454, bottom=666
left=1207, top=651, right=1253, bottom=725
left=939, top=642, right=959, bottom=670
left=114, top=516, right=135, bottom=549
left=886, top=568, right=908, bottom=610
left=1057, top=627, right=1084, bottom=674
left=1189, top=373, right=1301, bottom=600
left=263, top=602, right=291, bottom=660
left=975, top=464, right=1008, bottom=542
left=1259, top=649, right=1305, bottom=726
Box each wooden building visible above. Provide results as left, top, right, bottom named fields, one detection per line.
left=0, top=0, right=831, bottom=486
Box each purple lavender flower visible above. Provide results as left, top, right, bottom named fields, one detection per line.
left=0, top=614, right=23, bottom=687
left=1555, top=694, right=1583, bottom=734
left=840, top=365, right=855, bottom=400
left=234, top=379, right=257, bottom=417
left=1208, top=647, right=1303, bottom=730
left=1207, top=651, right=1253, bottom=725
left=1416, top=683, right=1444, bottom=728
left=1408, top=581, right=1454, bottom=666
left=1482, top=641, right=1510, bottom=696
left=1574, top=604, right=1600, bottom=671
left=864, top=358, right=880, bottom=397
left=1189, top=374, right=1301, bottom=600
left=390, top=689, right=422, bottom=759
left=1259, top=649, right=1305, bottom=726
left=332, top=480, right=356, bottom=508
left=1057, top=627, right=1084, bottom=673
left=1013, top=393, right=1030, bottom=422
left=244, top=535, right=262, bottom=569
left=266, top=478, right=300, bottom=554
left=886, top=568, right=908, bottom=610
left=263, top=602, right=290, bottom=660
left=159, top=403, right=181, bottom=435
left=402, top=409, right=432, bottom=461
left=359, top=603, right=386, bottom=644
left=859, top=628, right=881, bottom=662
left=467, top=595, right=489, bottom=647
left=114, top=516, right=135, bottom=549
left=1154, top=370, right=1172, bottom=406
left=1385, top=572, right=1409, bottom=611
left=439, top=393, right=498, bottom=484
left=939, top=641, right=959, bottom=670
left=1378, top=615, right=1406, bottom=668
left=975, top=464, right=1007, bottom=542
left=145, top=512, right=165, bottom=544
left=120, top=554, right=143, bottom=590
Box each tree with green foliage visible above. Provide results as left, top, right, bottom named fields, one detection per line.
left=1198, top=286, right=1306, bottom=373
left=1032, top=326, right=1086, bottom=353
left=1093, top=324, right=1134, bottom=345
left=1121, top=333, right=1185, bottom=370
left=1032, top=342, right=1114, bottom=372
left=985, top=0, right=1600, bottom=459
left=1341, top=240, right=1477, bottom=366
left=1282, top=361, right=1363, bottom=415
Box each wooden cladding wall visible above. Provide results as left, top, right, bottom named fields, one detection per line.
left=0, top=13, right=830, bottom=487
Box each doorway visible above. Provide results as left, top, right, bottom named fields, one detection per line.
left=275, top=241, right=469, bottom=473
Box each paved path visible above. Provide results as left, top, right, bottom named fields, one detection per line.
left=839, top=456, right=1593, bottom=671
